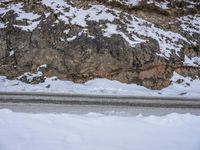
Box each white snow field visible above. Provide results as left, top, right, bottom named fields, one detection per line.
left=0, top=72, right=200, bottom=98
left=0, top=109, right=200, bottom=150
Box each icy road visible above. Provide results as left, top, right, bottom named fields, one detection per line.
left=0, top=92, right=200, bottom=115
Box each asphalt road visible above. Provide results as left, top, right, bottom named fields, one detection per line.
left=0, top=92, right=200, bottom=116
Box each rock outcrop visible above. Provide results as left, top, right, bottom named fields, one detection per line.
left=0, top=0, right=200, bottom=89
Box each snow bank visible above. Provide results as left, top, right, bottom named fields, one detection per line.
left=0, top=109, right=200, bottom=150
left=0, top=72, right=200, bottom=98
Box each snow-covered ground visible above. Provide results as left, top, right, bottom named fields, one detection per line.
left=0, top=109, right=200, bottom=150
left=0, top=72, right=200, bottom=98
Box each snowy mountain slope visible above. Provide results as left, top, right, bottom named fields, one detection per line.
left=0, top=0, right=200, bottom=92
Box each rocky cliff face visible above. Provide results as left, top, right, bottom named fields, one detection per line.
left=0, top=0, right=200, bottom=89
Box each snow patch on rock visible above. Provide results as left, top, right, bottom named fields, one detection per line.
left=0, top=3, right=41, bottom=31
left=41, top=0, right=117, bottom=27
left=183, top=55, right=200, bottom=67
left=178, top=15, right=200, bottom=35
